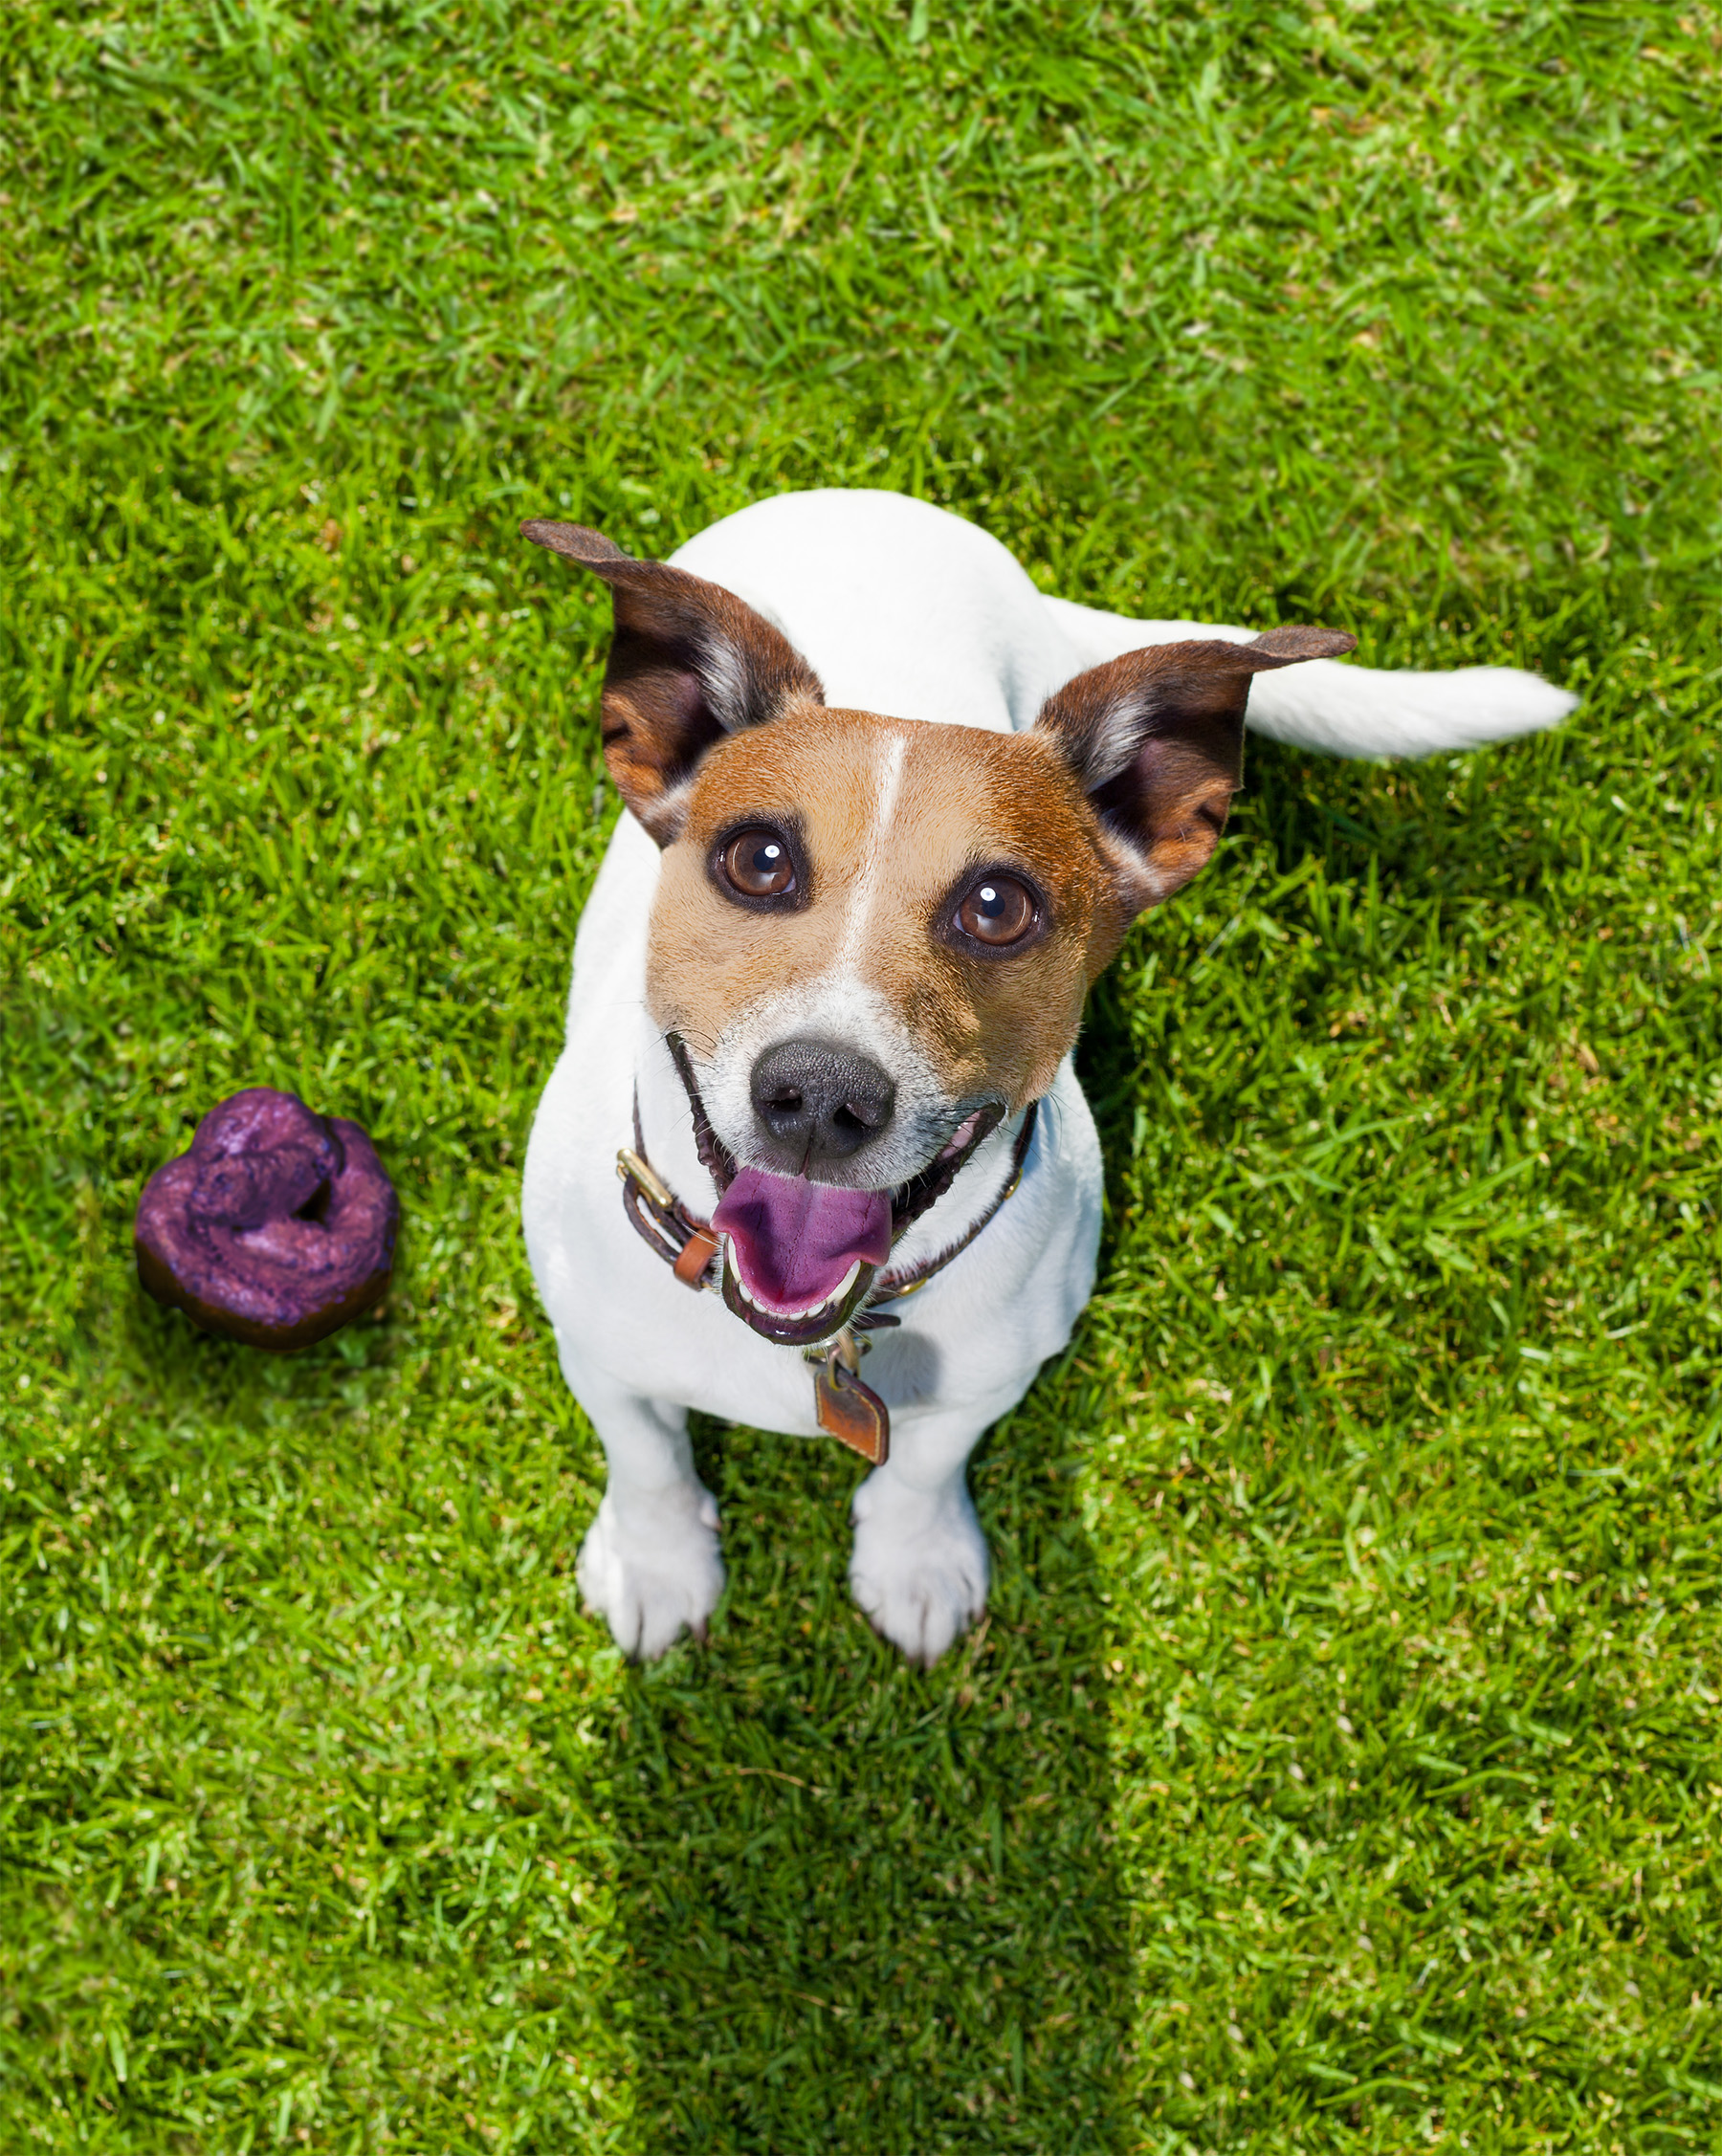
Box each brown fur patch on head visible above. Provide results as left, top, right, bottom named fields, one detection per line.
left=647, top=708, right=1124, bottom=1111
left=643, top=621, right=1353, bottom=1139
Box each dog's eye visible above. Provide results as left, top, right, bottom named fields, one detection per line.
left=957, top=875, right=1035, bottom=947
left=719, top=827, right=797, bottom=899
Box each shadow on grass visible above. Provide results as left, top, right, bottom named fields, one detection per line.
left=598, top=1405, right=1129, bottom=2154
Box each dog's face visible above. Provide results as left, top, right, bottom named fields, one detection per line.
left=650, top=706, right=1115, bottom=1174
left=523, top=517, right=1350, bottom=1346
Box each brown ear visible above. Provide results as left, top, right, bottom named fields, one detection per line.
left=521, top=518, right=825, bottom=843
left=1034, top=626, right=1357, bottom=916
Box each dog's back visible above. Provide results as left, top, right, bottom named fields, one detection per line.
left=674, top=487, right=1576, bottom=759
left=669, top=488, right=1081, bottom=736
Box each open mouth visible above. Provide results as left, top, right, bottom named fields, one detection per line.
left=708, top=1106, right=1002, bottom=1348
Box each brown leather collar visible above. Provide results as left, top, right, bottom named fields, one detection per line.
left=618, top=1078, right=1037, bottom=1319
left=614, top=1070, right=1040, bottom=1466
left=863, top=1098, right=1038, bottom=1313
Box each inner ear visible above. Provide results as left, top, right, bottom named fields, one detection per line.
left=1034, top=627, right=1356, bottom=916
left=521, top=518, right=824, bottom=844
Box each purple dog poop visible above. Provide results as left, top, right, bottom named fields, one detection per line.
left=136, top=1088, right=398, bottom=1351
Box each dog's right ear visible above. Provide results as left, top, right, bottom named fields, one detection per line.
left=521, top=518, right=825, bottom=844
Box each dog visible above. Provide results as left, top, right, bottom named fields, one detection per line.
left=519, top=489, right=1573, bottom=1664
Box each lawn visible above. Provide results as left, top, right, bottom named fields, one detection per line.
left=2, top=1, right=1720, bottom=2147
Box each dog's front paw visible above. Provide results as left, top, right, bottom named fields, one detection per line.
left=850, top=1473, right=989, bottom=1666
left=577, top=1486, right=723, bottom=1660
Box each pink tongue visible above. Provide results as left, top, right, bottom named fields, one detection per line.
left=712, top=1169, right=892, bottom=1313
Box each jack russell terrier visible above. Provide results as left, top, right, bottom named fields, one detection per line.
left=519, top=489, right=1572, bottom=1664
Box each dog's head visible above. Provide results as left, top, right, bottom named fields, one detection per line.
left=525, top=517, right=1352, bottom=1346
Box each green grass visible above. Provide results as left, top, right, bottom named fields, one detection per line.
left=3, top=0, right=1720, bottom=2146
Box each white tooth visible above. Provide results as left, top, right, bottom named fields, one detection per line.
left=730, top=1253, right=867, bottom=1326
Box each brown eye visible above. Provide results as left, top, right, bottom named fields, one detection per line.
left=719, top=826, right=797, bottom=900
left=957, top=874, right=1035, bottom=948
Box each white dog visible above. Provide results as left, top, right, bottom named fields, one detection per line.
left=519, top=489, right=1572, bottom=1664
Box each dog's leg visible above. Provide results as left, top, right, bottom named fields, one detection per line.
left=568, top=1367, right=724, bottom=1660
left=850, top=1399, right=1015, bottom=1666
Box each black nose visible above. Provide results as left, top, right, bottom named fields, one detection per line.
left=750, top=1040, right=897, bottom=1167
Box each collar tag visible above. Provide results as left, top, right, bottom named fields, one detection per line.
left=812, top=1334, right=891, bottom=1465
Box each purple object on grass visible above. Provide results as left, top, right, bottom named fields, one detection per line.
left=136, top=1088, right=397, bottom=1350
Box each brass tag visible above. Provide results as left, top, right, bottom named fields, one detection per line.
left=813, top=1352, right=891, bottom=1465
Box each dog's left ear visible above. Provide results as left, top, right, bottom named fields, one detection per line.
left=521, top=518, right=825, bottom=844
left=1034, top=627, right=1356, bottom=920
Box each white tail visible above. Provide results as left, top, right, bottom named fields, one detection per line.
left=1043, top=595, right=1576, bottom=760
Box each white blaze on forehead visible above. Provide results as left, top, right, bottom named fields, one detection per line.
left=835, top=728, right=909, bottom=974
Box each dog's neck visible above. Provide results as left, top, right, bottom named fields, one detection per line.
left=630, top=1011, right=1030, bottom=1294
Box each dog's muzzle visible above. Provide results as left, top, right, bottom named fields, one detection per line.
left=748, top=1037, right=897, bottom=1175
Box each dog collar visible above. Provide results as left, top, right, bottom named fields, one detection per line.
left=615, top=1090, right=1039, bottom=1468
